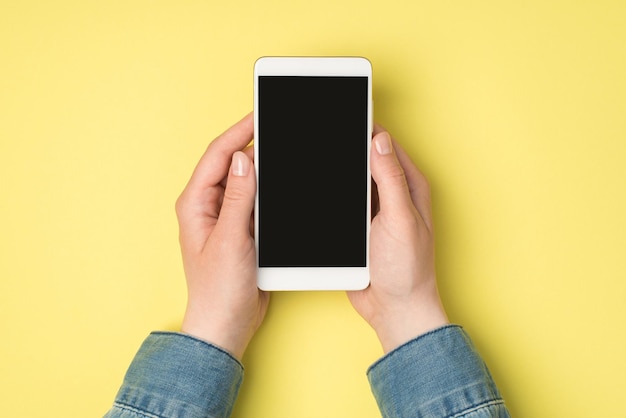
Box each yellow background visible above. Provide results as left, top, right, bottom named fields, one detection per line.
left=1, top=1, right=625, bottom=416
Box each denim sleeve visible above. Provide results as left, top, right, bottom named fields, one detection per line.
left=104, top=332, right=243, bottom=418
left=367, top=325, right=510, bottom=418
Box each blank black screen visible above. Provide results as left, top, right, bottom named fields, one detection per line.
left=258, top=76, right=368, bottom=267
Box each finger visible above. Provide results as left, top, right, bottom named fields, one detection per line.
left=371, top=178, right=380, bottom=218
left=187, top=113, right=254, bottom=192
left=244, top=144, right=254, bottom=161
left=370, top=131, right=414, bottom=216
left=218, top=144, right=255, bottom=189
left=370, top=124, right=383, bottom=218
left=215, top=151, right=256, bottom=238
left=373, top=123, right=386, bottom=136
left=391, top=139, right=434, bottom=230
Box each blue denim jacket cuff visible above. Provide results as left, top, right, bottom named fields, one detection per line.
left=110, top=331, right=243, bottom=418
left=367, top=325, right=506, bottom=417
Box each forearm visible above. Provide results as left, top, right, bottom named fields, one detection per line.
left=105, top=332, right=243, bottom=418
left=368, top=325, right=510, bottom=418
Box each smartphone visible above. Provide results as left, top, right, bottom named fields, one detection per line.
left=254, top=57, right=372, bottom=291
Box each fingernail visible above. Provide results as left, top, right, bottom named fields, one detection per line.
left=232, top=151, right=249, bottom=177
left=375, top=132, right=392, bottom=155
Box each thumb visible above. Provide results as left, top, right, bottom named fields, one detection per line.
left=371, top=131, right=413, bottom=215
left=216, top=151, right=256, bottom=236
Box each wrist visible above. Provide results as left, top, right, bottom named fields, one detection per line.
left=181, top=308, right=249, bottom=360
left=373, top=298, right=449, bottom=354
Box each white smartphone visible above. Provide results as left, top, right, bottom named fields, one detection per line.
left=254, top=56, right=372, bottom=291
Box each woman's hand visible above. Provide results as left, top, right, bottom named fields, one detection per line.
left=176, top=113, right=269, bottom=360
left=348, top=127, right=448, bottom=353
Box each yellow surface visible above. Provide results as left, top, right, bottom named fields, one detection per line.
left=1, top=1, right=625, bottom=416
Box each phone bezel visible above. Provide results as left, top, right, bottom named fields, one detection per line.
left=254, top=56, right=372, bottom=291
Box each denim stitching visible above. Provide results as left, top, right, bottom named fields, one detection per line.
left=451, top=399, right=506, bottom=417
left=150, top=331, right=244, bottom=371
left=112, top=402, right=162, bottom=418
left=367, top=324, right=462, bottom=373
